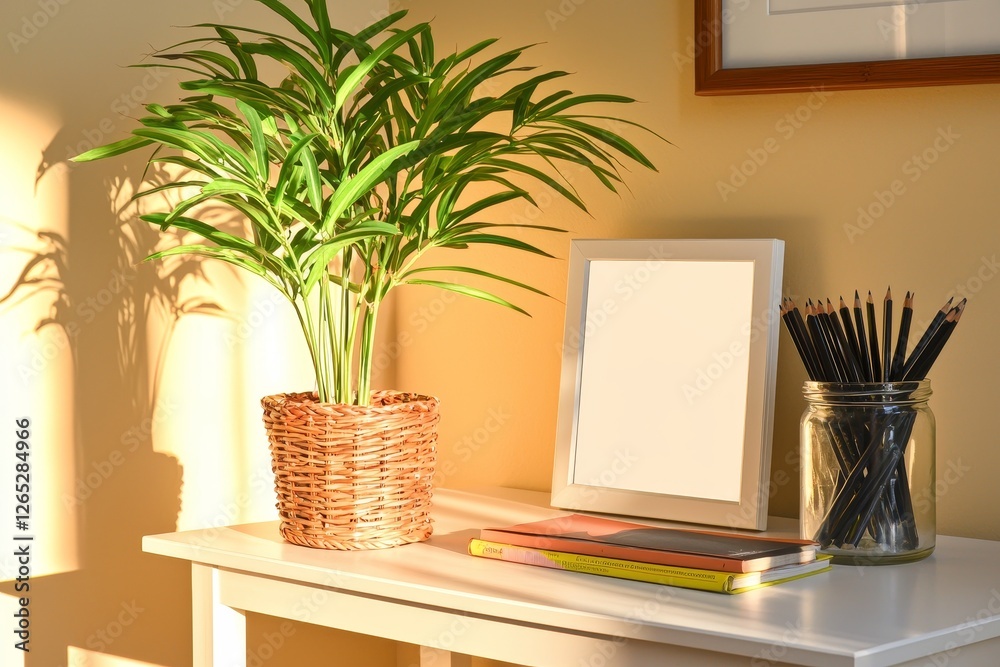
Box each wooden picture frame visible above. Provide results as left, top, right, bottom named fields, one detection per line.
left=550, top=239, right=784, bottom=531
left=695, top=0, right=1000, bottom=95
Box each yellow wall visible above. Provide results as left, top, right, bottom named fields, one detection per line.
left=396, top=0, right=1000, bottom=540
left=1, top=1, right=998, bottom=666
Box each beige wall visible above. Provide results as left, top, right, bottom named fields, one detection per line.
left=397, top=0, right=1000, bottom=539
left=1, top=1, right=998, bottom=666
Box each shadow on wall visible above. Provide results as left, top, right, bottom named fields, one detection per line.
left=0, top=155, right=236, bottom=665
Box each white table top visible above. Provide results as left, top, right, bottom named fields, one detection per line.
left=143, top=487, right=1000, bottom=667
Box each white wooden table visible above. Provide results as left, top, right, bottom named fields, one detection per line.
left=142, top=487, right=1000, bottom=667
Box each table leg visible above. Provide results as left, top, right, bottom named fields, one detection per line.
left=192, top=562, right=247, bottom=667
left=419, top=647, right=472, bottom=667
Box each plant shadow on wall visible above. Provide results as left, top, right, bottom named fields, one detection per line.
left=0, top=159, right=232, bottom=666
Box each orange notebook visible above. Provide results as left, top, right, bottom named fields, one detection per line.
left=480, top=514, right=818, bottom=574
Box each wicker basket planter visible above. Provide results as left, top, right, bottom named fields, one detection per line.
left=261, top=390, right=439, bottom=550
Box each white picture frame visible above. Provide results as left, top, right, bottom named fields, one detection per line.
left=550, top=239, right=784, bottom=530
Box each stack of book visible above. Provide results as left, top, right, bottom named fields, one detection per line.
left=468, top=514, right=832, bottom=594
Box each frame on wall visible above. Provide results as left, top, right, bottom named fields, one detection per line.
left=695, top=0, right=1000, bottom=95
left=550, top=238, right=784, bottom=531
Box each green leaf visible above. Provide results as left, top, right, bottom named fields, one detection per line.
left=200, top=178, right=269, bottom=204
left=321, top=140, right=420, bottom=233
left=403, top=279, right=530, bottom=316
left=485, top=158, right=587, bottom=211
left=534, top=93, right=635, bottom=117
left=130, top=180, right=209, bottom=203
left=252, top=0, right=327, bottom=57
left=445, top=190, right=529, bottom=227
left=140, top=213, right=261, bottom=257
left=301, top=225, right=400, bottom=294
left=161, top=49, right=241, bottom=78
left=307, top=0, right=332, bottom=47
left=272, top=133, right=319, bottom=206
left=298, top=142, right=324, bottom=213
left=334, top=23, right=428, bottom=114
left=215, top=27, right=258, bottom=79
left=145, top=244, right=276, bottom=285
left=241, top=42, right=335, bottom=109
left=401, top=265, right=549, bottom=297
left=236, top=100, right=269, bottom=179
left=545, top=117, right=656, bottom=171
left=435, top=232, right=555, bottom=258
left=71, top=136, right=153, bottom=162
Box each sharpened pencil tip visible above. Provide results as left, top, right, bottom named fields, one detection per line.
left=885, top=287, right=892, bottom=301
left=855, top=289, right=860, bottom=299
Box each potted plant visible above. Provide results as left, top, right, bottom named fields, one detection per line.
left=74, top=0, right=659, bottom=550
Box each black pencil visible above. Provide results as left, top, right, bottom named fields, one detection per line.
left=853, top=291, right=872, bottom=382
left=867, top=291, right=882, bottom=382
left=781, top=300, right=819, bottom=381
left=889, top=292, right=913, bottom=381
left=900, top=297, right=953, bottom=379
left=882, top=287, right=893, bottom=382
left=828, top=298, right=863, bottom=382
left=807, top=301, right=840, bottom=381
left=817, top=299, right=849, bottom=381
left=839, top=296, right=864, bottom=374
left=788, top=298, right=821, bottom=380
left=904, top=300, right=965, bottom=380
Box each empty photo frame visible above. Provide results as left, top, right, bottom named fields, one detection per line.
left=551, top=239, right=784, bottom=530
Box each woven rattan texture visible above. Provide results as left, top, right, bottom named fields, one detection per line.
left=262, top=390, right=439, bottom=550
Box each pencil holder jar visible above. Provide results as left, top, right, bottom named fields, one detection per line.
left=800, top=380, right=935, bottom=565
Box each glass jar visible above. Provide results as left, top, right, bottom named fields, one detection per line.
left=800, top=381, right=935, bottom=565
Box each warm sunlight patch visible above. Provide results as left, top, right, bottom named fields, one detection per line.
left=67, top=646, right=166, bottom=667
left=0, top=96, right=78, bottom=578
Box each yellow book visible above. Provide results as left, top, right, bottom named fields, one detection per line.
left=468, top=539, right=833, bottom=594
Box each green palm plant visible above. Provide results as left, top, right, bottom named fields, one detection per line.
left=74, top=0, right=659, bottom=406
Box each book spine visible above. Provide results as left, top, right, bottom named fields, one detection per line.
left=478, top=529, right=747, bottom=572
left=468, top=539, right=737, bottom=593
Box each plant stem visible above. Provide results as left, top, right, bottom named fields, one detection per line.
left=293, top=297, right=328, bottom=402
left=357, top=298, right=381, bottom=407
left=340, top=249, right=354, bottom=403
